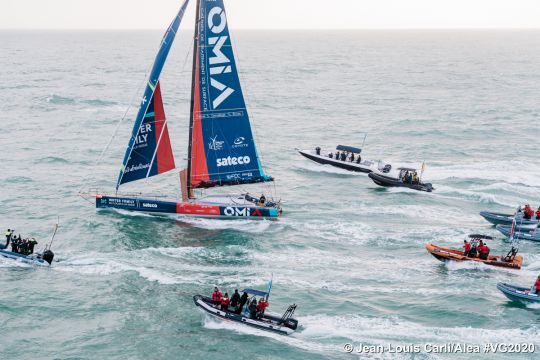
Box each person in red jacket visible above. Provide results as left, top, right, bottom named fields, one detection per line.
left=463, top=240, right=471, bottom=257
left=523, top=204, right=534, bottom=220
left=530, top=275, right=540, bottom=294
left=478, top=243, right=490, bottom=260
left=256, top=298, right=269, bottom=319
left=220, top=292, right=230, bottom=311
left=211, top=287, right=222, bottom=306
left=536, top=207, right=540, bottom=220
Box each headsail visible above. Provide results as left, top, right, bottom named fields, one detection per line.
left=117, top=0, right=190, bottom=189
left=187, top=0, right=273, bottom=191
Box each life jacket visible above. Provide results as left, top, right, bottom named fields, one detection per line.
left=535, top=279, right=540, bottom=291
left=212, top=291, right=222, bottom=302
left=536, top=210, right=540, bottom=218
left=221, top=297, right=230, bottom=306
left=464, top=243, right=471, bottom=252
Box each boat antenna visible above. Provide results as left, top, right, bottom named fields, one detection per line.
left=46, top=217, right=60, bottom=251
left=361, top=133, right=367, bottom=150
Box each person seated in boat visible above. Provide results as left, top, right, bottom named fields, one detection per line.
left=220, top=293, right=230, bottom=311
left=315, top=147, right=321, bottom=155
left=356, top=155, right=362, bottom=164
left=401, top=171, right=410, bottom=183
left=536, top=207, right=540, bottom=220
left=237, top=291, right=249, bottom=314
left=211, top=287, right=222, bottom=306
left=478, top=242, right=490, bottom=260
left=530, top=275, right=540, bottom=294
left=412, top=172, right=419, bottom=184
left=523, top=204, right=534, bottom=220
left=27, top=238, right=38, bottom=255
left=328, top=153, right=333, bottom=159
left=340, top=152, right=347, bottom=161
left=463, top=240, right=471, bottom=257
left=258, top=194, right=266, bottom=207
left=248, top=298, right=258, bottom=319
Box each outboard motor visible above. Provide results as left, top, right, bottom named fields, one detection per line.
left=315, top=147, right=321, bottom=155
left=42, top=250, right=54, bottom=264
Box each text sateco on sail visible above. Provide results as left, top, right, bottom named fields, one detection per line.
left=216, top=155, right=251, bottom=167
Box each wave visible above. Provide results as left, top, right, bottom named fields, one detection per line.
left=45, top=94, right=76, bottom=104
left=80, top=99, right=118, bottom=106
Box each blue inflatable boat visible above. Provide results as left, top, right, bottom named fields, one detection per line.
left=480, top=211, right=538, bottom=227
left=496, top=225, right=540, bottom=242
left=497, top=282, right=540, bottom=304
left=0, top=248, right=54, bottom=266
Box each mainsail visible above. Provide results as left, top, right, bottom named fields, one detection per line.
left=117, top=0, right=190, bottom=189
left=187, top=0, right=273, bottom=191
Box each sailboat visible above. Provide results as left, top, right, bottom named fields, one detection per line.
left=92, top=0, right=281, bottom=219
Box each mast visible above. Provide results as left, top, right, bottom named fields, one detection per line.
left=186, top=0, right=202, bottom=199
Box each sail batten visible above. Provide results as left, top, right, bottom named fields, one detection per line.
left=116, top=0, right=190, bottom=189
left=187, top=0, right=273, bottom=191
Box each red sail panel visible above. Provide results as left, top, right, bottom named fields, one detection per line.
left=153, top=82, right=175, bottom=174
left=189, top=49, right=210, bottom=188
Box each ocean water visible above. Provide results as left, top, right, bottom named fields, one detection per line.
left=1, top=29, right=540, bottom=359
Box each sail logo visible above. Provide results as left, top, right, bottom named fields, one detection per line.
left=134, top=124, right=153, bottom=146
left=208, top=135, right=224, bottom=151
left=223, top=207, right=250, bottom=217
left=216, top=155, right=251, bottom=167
left=232, top=136, right=248, bottom=148
left=207, top=6, right=234, bottom=109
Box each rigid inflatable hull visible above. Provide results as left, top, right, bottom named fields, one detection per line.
left=497, top=283, right=540, bottom=304
left=96, top=195, right=280, bottom=219
left=298, top=150, right=373, bottom=173
left=0, top=249, right=49, bottom=266
left=425, top=243, right=522, bottom=270
left=480, top=211, right=539, bottom=227
left=369, top=173, right=433, bottom=192
left=496, top=225, right=540, bottom=242
left=193, top=295, right=295, bottom=335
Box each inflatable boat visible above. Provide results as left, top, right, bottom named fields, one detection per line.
left=298, top=145, right=392, bottom=174
left=425, top=243, right=522, bottom=270
left=496, top=225, right=540, bottom=242
left=480, top=211, right=538, bottom=228
left=194, top=288, right=298, bottom=335
left=369, top=167, right=434, bottom=192
left=497, top=282, right=540, bottom=304
left=0, top=249, right=54, bottom=266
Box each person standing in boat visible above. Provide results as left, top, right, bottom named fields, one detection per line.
left=536, top=207, right=540, bottom=220
left=328, top=153, right=333, bottom=159
left=340, top=152, right=347, bottom=161
left=230, top=289, right=240, bottom=311
left=3, top=229, right=12, bottom=249
left=27, top=238, right=38, bottom=254
left=463, top=240, right=471, bottom=257
left=478, top=242, right=490, bottom=260
left=220, top=293, right=230, bottom=311
left=523, top=204, right=534, bottom=220
left=237, top=291, right=248, bottom=314
left=259, top=194, right=266, bottom=207
left=248, top=298, right=258, bottom=319
left=349, top=153, right=355, bottom=162
left=335, top=151, right=340, bottom=160
left=211, top=287, right=222, bottom=306
left=315, top=147, right=321, bottom=155
left=530, top=275, right=540, bottom=294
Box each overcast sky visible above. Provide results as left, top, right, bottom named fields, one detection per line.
left=2, top=0, right=540, bottom=30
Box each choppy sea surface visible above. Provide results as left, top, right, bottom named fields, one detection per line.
left=1, top=30, right=540, bottom=359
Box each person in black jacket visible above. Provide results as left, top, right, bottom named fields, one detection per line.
left=230, top=289, right=240, bottom=310
left=237, top=292, right=249, bottom=314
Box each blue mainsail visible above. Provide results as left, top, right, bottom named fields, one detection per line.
left=188, top=0, right=273, bottom=189
left=117, top=0, right=190, bottom=190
